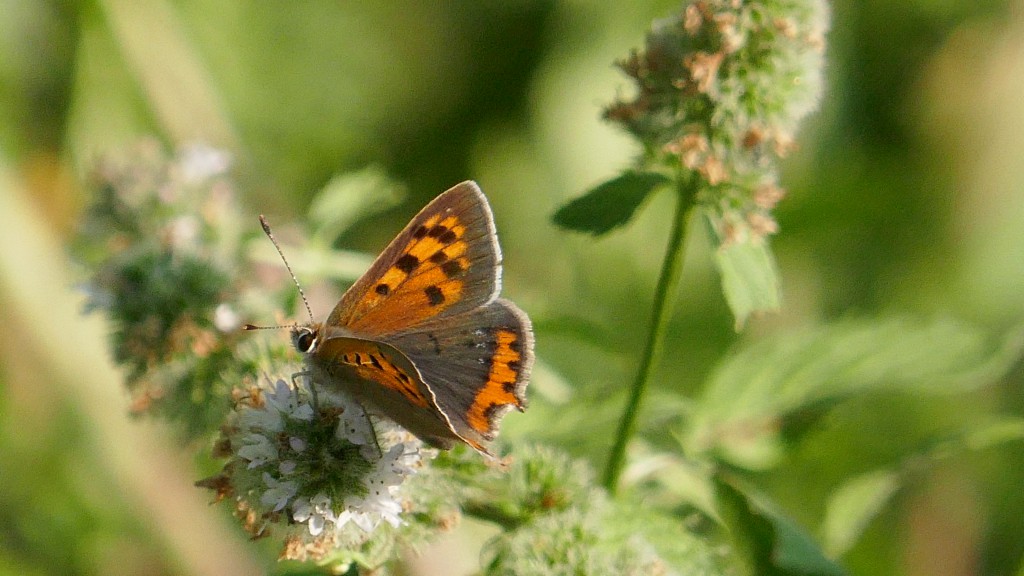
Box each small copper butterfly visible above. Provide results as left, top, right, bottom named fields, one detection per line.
left=261, top=181, right=533, bottom=455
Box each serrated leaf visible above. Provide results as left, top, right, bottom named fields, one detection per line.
left=714, top=238, right=782, bottom=329
left=822, top=470, right=901, bottom=557
left=716, top=476, right=847, bottom=576
left=307, top=166, right=406, bottom=245
left=552, top=171, right=669, bottom=235
left=684, top=318, right=1024, bottom=469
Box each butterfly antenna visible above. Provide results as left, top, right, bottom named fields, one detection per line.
left=241, top=323, right=293, bottom=331
left=258, top=214, right=315, bottom=325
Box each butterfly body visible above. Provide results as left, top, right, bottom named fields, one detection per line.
left=291, top=182, right=533, bottom=454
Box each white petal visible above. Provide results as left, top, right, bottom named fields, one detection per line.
left=308, top=514, right=325, bottom=536
left=237, top=435, right=277, bottom=468
left=334, top=509, right=353, bottom=529
left=351, top=511, right=377, bottom=532
left=292, top=498, right=312, bottom=522
left=240, top=403, right=283, bottom=433
left=260, top=474, right=297, bottom=510
left=290, top=403, right=314, bottom=421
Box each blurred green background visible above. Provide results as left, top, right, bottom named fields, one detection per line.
left=2, top=1, right=1024, bottom=575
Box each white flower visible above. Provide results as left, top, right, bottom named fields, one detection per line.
left=260, top=473, right=297, bottom=512
left=237, top=433, right=277, bottom=469
left=264, top=379, right=314, bottom=422
left=338, top=495, right=404, bottom=532
left=334, top=394, right=378, bottom=455
left=292, top=493, right=337, bottom=536
left=238, top=379, right=314, bottom=433
left=238, top=396, right=283, bottom=433
left=212, top=372, right=427, bottom=558
left=335, top=444, right=417, bottom=532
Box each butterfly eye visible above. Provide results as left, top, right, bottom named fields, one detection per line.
left=294, top=329, right=317, bottom=353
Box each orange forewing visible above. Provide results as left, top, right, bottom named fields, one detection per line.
left=326, top=182, right=499, bottom=336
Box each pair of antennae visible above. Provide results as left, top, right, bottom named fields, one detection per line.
left=242, top=215, right=316, bottom=331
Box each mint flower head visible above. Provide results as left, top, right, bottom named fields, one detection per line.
left=606, top=0, right=829, bottom=244
left=554, top=0, right=830, bottom=328
left=73, top=140, right=253, bottom=437
left=199, top=374, right=424, bottom=562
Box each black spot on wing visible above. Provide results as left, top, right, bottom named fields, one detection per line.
left=395, top=254, right=420, bottom=274
left=425, top=285, right=445, bottom=306
left=508, top=337, right=523, bottom=353
left=441, top=260, right=464, bottom=278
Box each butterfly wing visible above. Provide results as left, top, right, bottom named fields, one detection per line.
left=381, top=298, right=533, bottom=451
left=327, top=181, right=501, bottom=336
left=309, top=329, right=467, bottom=449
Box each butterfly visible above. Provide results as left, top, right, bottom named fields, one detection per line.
left=269, top=181, right=533, bottom=455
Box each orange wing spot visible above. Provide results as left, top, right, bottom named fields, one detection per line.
left=406, top=235, right=448, bottom=262
left=442, top=240, right=468, bottom=259
left=378, top=266, right=411, bottom=289
left=467, top=329, right=526, bottom=436
left=421, top=214, right=443, bottom=229
left=438, top=215, right=461, bottom=232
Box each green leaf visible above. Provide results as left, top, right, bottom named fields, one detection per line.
left=821, top=470, right=901, bottom=557
left=715, top=476, right=847, bottom=576
left=714, top=238, right=782, bottom=329
left=552, top=171, right=669, bottom=235
left=685, top=318, right=1024, bottom=469
left=307, top=166, right=406, bottom=245
left=821, top=417, right=1024, bottom=557
left=924, top=416, right=1024, bottom=461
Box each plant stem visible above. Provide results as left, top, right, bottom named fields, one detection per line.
left=602, top=180, right=694, bottom=494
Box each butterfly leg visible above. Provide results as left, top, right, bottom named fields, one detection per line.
left=290, top=369, right=320, bottom=412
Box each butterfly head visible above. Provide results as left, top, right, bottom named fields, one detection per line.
left=291, top=324, right=321, bottom=355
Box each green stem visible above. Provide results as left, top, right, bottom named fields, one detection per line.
left=602, top=179, right=694, bottom=494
